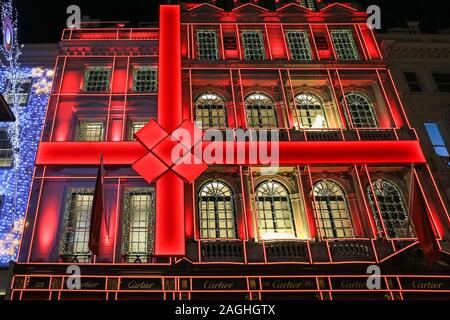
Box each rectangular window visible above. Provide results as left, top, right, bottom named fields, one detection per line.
left=129, top=121, right=147, bottom=140
left=83, top=67, right=111, bottom=92
left=286, top=31, right=313, bottom=61
left=241, top=31, right=266, bottom=61
left=404, top=72, right=422, bottom=92
left=76, top=121, right=105, bottom=142
left=0, top=129, right=13, bottom=168
left=432, top=73, right=450, bottom=93
left=60, top=190, right=94, bottom=263
left=330, top=30, right=360, bottom=61
left=123, top=190, right=155, bottom=263
left=425, top=122, right=450, bottom=158
left=196, top=30, right=219, bottom=61
left=4, top=78, right=32, bottom=106
left=132, top=66, right=158, bottom=93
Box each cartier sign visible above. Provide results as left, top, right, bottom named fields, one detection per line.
left=120, top=278, right=162, bottom=291
left=331, top=277, right=387, bottom=290
left=262, top=278, right=317, bottom=291
left=400, top=278, right=450, bottom=291
left=63, top=277, right=105, bottom=290
left=192, top=278, right=247, bottom=291
left=27, top=277, right=50, bottom=290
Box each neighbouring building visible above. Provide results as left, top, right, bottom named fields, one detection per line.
left=378, top=23, right=450, bottom=215
left=7, top=1, right=450, bottom=300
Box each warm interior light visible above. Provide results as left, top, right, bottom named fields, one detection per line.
left=261, top=232, right=297, bottom=241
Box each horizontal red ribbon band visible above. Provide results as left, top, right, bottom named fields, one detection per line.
left=35, top=140, right=426, bottom=166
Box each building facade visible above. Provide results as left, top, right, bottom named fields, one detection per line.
left=8, top=1, right=450, bottom=300
left=378, top=24, right=450, bottom=216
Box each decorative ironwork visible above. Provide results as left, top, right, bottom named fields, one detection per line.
left=342, top=92, right=378, bottom=128
left=367, top=179, right=414, bottom=238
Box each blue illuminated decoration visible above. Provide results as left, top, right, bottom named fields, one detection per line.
left=0, top=66, right=52, bottom=265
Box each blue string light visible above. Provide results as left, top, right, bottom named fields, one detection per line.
left=0, top=66, right=51, bottom=265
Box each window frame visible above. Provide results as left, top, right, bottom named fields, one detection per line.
left=59, top=188, right=94, bottom=263
left=312, top=179, right=355, bottom=239
left=342, top=91, right=379, bottom=128
left=330, top=29, right=360, bottom=61
left=241, top=30, right=266, bottom=61
left=0, top=129, right=13, bottom=168
left=83, top=66, right=112, bottom=93
left=75, top=120, right=105, bottom=142
left=122, top=188, right=155, bottom=263
left=285, top=30, right=313, bottom=61
left=197, top=180, right=238, bottom=240
left=293, top=92, right=328, bottom=129
left=194, top=92, right=228, bottom=129
left=196, top=29, right=220, bottom=61
left=245, top=92, right=278, bottom=129
left=255, top=180, right=297, bottom=240
left=131, top=66, right=158, bottom=93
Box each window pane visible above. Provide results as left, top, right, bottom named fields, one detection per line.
left=425, top=123, right=446, bottom=146
left=195, top=93, right=227, bottom=129
left=84, top=67, right=111, bottom=92
left=76, top=122, right=105, bottom=142
left=342, top=92, right=378, bottom=128
left=286, top=31, right=313, bottom=61
left=132, top=67, right=158, bottom=92
left=294, top=93, right=327, bottom=129
left=0, top=130, right=13, bottom=168
left=245, top=93, right=277, bottom=128
left=241, top=31, right=266, bottom=61
left=196, top=30, right=219, bottom=61
left=331, top=30, right=359, bottom=61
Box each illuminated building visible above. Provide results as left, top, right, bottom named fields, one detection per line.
left=8, top=1, right=450, bottom=300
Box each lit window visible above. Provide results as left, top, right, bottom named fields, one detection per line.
left=245, top=93, right=278, bottom=128
left=367, top=179, right=414, bottom=239
left=132, top=66, right=158, bottom=93
left=83, top=67, right=111, bottom=92
left=198, top=180, right=237, bottom=239
left=313, top=180, right=355, bottom=239
left=286, top=31, right=313, bottom=61
left=425, top=122, right=450, bottom=158
left=330, top=30, right=360, bottom=61
left=123, top=190, right=155, bottom=263
left=76, top=121, right=105, bottom=142
left=342, top=92, right=378, bottom=128
left=0, top=129, right=13, bottom=168
left=196, top=30, right=219, bottom=61
left=60, top=190, right=93, bottom=263
left=256, top=180, right=296, bottom=240
left=432, top=73, right=450, bottom=93
left=404, top=72, right=422, bottom=92
left=195, top=93, right=227, bottom=129
left=241, top=31, right=266, bottom=61
left=294, top=93, right=328, bottom=129
left=130, top=121, right=147, bottom=140
left=300, top=0, right=318, bottom=11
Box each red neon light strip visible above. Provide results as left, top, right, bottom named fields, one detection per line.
left=155, top=5, right=185, bottom=256
left=36, top=140, right=426, bottom=166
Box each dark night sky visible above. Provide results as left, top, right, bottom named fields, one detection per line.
left=14, top=0, right=450, bottom=43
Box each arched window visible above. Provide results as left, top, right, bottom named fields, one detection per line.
left=294, top=93, right=328, bottom=129
left=342, top=92, right=378, bottom=128
left=198, top=180, right=237, bottom=239
left=245, top=93, right=278, bottom=128
left=195, top=93, right=228, bottom=129
left=256, top=180, right=296, bottom=239
left=367, top=179, right=413, bottom=238
left=313, top=180, right=355, bottom=239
